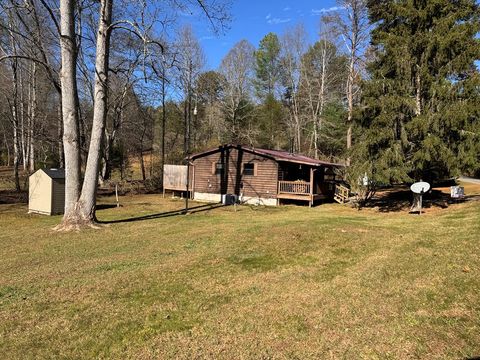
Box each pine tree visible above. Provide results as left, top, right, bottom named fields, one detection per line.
left=254, top=33, right=284, bottom=148
left=254, top=33, right=281, bottom=99
left=353, top=0, right=480, bottom=189
left=255, top=94, right=286, bottom=148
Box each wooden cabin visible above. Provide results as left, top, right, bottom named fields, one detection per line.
left=187, top=144, right=343, bottom=206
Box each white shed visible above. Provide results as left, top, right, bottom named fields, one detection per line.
left=28, top=169, right=65, bottom=215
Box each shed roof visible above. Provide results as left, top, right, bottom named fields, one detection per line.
left=41, top=168, right=65, bottom=179
left=189, top=145, right=344, bottom=167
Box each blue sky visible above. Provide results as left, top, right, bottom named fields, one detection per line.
left=179, top=0, right=480, bottom=70
left=185, top=0, right=341, bottom=69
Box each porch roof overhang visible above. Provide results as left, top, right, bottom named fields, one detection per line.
left=187, top=144, right=345, bottom=168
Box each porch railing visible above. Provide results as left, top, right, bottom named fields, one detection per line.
left=278, top=180, right=311, bottom=195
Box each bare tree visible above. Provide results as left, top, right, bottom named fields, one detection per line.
left=195, top=70, right=225, bottom=145
left=219, top=39, right=255, bottom=143
left=3, top=9, right=22, bottom=191
left=1, top=0, right=230, bottom=226
left=70, top=0, right=114, bottom=224
left=300, top=21, right=346, bottom=158
left=58, top=0, right=82, bottom=222
left=280, top=25, right=308, bottom=153
left=175, top=26, right=205, bottom=154
left=150, top=44, right=177, bottom=186
left=59, top=0, right=230, bottom=227
left=100, top=34, right=145, bottom=182
left=1, top=0, right=65, bottom=169
left=324, top=0, right=369, bottom=165
left=27, top=61, right=37, bottom=172
left=121, top=90, right=155, bottom=181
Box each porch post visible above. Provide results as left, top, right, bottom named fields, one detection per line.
left=191, top=164, right=195, bottom=200
left=309, top=167, right=314, bottom=207
left=276, top=162, right=280, bottom=206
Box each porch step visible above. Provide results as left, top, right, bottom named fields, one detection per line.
left=334, top=194, right=346, bottom=204
left=334, top=184, right=350, bottom=204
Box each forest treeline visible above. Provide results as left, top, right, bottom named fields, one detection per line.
left=0, top=2, right=356, bottom=182
left=0, top=0, right=478, bottom=224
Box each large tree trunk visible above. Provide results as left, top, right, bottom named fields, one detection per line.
left=59, top=0, right=82, bottom=224
left=77, top=0, right=113, bottom=223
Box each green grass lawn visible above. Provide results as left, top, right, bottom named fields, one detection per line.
left=1, top=194, right=479, bottom=359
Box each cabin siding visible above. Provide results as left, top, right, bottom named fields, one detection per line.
left=192, top=147, right=278, bottom=200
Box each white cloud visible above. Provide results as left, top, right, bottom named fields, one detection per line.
left=267, top=17, right=292, bottom=25
left=266, top=13, right=272, bottom=20
left=283, top=6, right=291, bottom=11
left=311, top=6, right=344, bottom=15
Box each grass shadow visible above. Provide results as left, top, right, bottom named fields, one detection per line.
left=96, top=204, right=120, bottom=210
left=364, top=185, right=476, bottom=213
left=97, top=203, right=227, bottom=224
left=0, top=190, right=27, bottom=205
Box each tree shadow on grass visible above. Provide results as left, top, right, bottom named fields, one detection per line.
left=97, top=203, right=227, bottom=224
left=96, top=204, right=120, bottom=210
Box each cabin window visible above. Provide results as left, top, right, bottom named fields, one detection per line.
left=215, top=162, right=224, bottom=175
left=243, top=163, right=255, bottom=176
left=324, top=167, right=335, bottom=181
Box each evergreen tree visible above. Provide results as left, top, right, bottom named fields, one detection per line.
left=254, top=33, right=284, bottom=148
left=255, top=94, right=286, bottom=148
left=317, top=102, right=348, bottom=161
left=254, top=33, right=281, bottom=99
left=353, top=0, right=480, bottom=189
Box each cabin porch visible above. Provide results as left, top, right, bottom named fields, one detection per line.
left=277, top=162, right=337, bottom=206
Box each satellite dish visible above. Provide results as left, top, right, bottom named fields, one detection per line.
left=410, top=181, right=430, bottom=215
left=410, top=182, right=430, bottom=194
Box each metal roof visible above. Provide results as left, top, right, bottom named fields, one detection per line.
left=41, top=168, right=65, bottom=179
left=251, top=148, right=343, bottom=167
left=189, top=145, right=344, bottom=167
